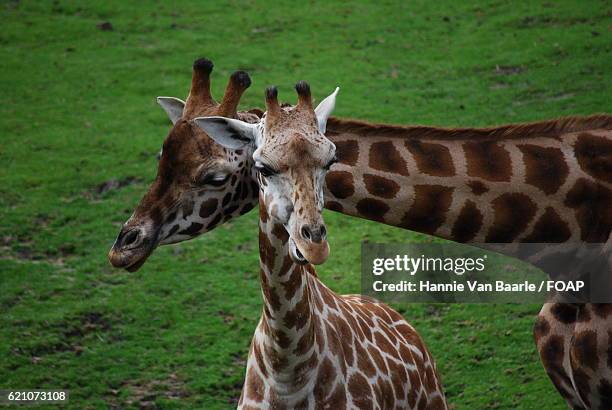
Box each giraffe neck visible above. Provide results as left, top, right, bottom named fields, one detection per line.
left=322, top=115, right=612, bottom=245
left=254, top=200, right=318, bottom=394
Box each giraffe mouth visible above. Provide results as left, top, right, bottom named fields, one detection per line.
left=108, top=246, right=154, bottom=272
left=289, top=238, right=309, bottom=265
left=124, top=252, right=151, bottom=272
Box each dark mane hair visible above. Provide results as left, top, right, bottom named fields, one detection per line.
left=325, top=114, right=612, bottom=140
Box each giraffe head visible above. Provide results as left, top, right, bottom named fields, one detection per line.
left=195, top=81, right=339, bottom=265
left=108, top=58, right=259, bottom=271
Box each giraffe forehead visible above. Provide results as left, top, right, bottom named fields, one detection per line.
left=261, top=137, right=333, bottom=170
left=260, top=106, right=333, bottom=166
left=265, top=106, right=318, bottom=135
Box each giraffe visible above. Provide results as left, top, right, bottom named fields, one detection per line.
left=107, top=60, right=612, bottom=408
left=319, top=116, right=611, bottom=409
left=193, top=81, right=447, bottom=409
left=108, top=57, right=260, bottom=271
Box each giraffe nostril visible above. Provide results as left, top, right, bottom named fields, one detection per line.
left=122, top=229, right=140, bottom=248
left=300, top=225, right=326, bottom=243
left=301, top=226, right=312, bottom=241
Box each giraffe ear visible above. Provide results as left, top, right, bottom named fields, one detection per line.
left=157, top=97, right=186, bottom=125
left=193, top=116, right=257, bottom=149
left=314, top=87, right=339, bottom=134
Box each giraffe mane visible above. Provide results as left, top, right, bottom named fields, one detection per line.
left=324, top=113, right=612, bottom=140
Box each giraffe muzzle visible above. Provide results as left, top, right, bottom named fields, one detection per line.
left=108, top=226, right=158, bottom=271
left=289, top=236, right=330, bottom=266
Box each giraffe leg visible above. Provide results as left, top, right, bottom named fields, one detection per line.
left=568, top=304, right=612, bottom=410
left=534, top=302, right=586, bottom=409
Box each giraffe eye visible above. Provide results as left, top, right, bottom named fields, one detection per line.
left=199, top=172, right=230, bottom=187
left=255, top=162, right=277, bottom=177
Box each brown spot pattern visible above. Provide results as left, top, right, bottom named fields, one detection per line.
left=593, top=305, right=612, bottom=319
left=283, top=295, right=309, bottom=330
left=334, top=140, right=359, bottom=166
left=327, top=383, right=347, bottom=407
left=572, top=367, right=591, bottom=407
left=451, top=200, right=483, bottom=242
left=464, top=141, right=512, bottom=182
left=404, top=139, right=456, bottom=176
left=325, top=200, right=344, bottom=212
left=368, top=141, right=409, bottom=176
left=523, top=207, right=571, bottom=243
left=363, top=173, right=400, bottom=199
left=271, top=224, right=289, bottom=243
left=356, top=198, right=390, bottom=222
left=565, top=178, right=612, bottom=242
left=400, top=185, right=454, bottom=234
left=467, top=180, right=489, bottom=195
left=575, top=133, right=612, bottom=183
left=246, top=367, right=265, bottom=402
left=199, top=198, right=218, bottom=218
left=540, top=334, right=573, bottom=390
left=571, top=330, right=598, bottom=371
left=518, top=144, right=569, bottom=194
left=178, top=222, right=203, bottom=236
left=485, top=193, right=537, bottom=242
left=325, top=171, right=355, bottom=199
left=533, top=316, right=550, bottom=342
left=551, top=303, right=578, bottom=324
left=259, top=230, right=276, bottom=269
left=282, top=268, right=301, bottom=300
left=348, top=372, right=374, bottom=410
left=314, top=357, right=336, bottom=402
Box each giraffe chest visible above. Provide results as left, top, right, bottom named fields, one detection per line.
left=238, top=290, right=447, bottom=409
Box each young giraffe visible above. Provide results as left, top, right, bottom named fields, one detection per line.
left=194, top=82, right=447, bottom=409
left=108, top=60, right=611, bottom=408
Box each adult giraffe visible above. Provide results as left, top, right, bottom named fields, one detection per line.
left=108, top=59, right=612, bottom=408
left=108, top=57, right=260, bottom=271
left=193, top=81, right=447, bottom=409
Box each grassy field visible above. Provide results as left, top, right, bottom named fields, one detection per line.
left=1, top=1, right=610, bottom=408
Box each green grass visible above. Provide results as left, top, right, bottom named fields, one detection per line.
left=1, top=0, right=610, bottom=408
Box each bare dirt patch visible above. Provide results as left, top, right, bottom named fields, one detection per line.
left=493, top=65, right=525, bottom=76
left=95, top=176, right=143, bottom=196
left=106, top=372, right=190, bottom=409
left=0, top=236, right=71, bottom=267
